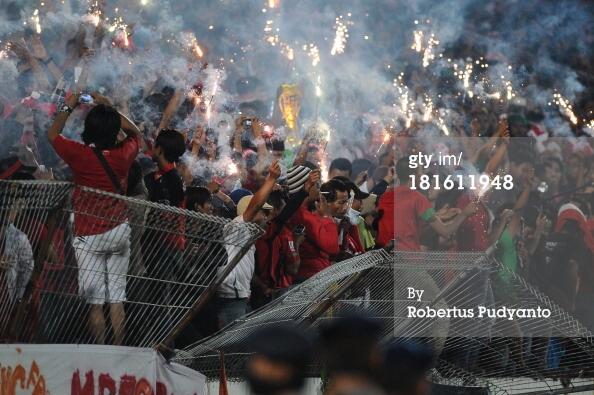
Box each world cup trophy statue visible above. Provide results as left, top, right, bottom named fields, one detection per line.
left=277, top=84, right=302, bottom=146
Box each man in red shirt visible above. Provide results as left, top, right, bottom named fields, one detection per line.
left=377, top=157, right=476, bottom=250
left=289, top=179, right=349, bottom=281
left=48, top=92, right=141, bottom=345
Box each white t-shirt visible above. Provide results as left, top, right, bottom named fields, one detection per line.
left=217, top=216, right=256, bottom=299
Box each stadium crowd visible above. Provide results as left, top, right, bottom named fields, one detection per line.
left=0, top=0, right=594, bottom=389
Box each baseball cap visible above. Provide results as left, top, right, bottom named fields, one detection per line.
left=230, top=188, right=253, bottom=205
left=237, top=195, right=273, bottom=216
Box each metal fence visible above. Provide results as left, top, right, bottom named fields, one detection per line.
left=175, top=249, right=594, bottom=394
left=0, top=180, right=262, bottom=348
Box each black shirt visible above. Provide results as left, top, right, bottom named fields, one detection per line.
left=144, top=168, right=184, bottom=207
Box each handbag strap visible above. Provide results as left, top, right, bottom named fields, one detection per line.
left=91, top=147, right=125, bottom=195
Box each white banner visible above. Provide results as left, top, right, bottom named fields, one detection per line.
left=0, top=344, right=205, bottom=395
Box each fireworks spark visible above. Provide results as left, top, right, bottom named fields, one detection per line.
left=305, top=43, right=320, bottom=66
left=422, top=33, right=439, bottom=67
left=31, top=9, right=42, bottom=34
left=393, top=74, right=414, bottom=128
left=264, top=20, right=279, bottom=46
left=280, top=43, right=294, bottom=60
left=411, top=30, right=423, bottom=52
left=205, top=70, right=220, bottom=125
left=585, top=119, right=594, bottom=137
left=423, top=95, right=433, bottom=122
left=330, top=16, right=352, bottom=56
left=553, top=93, right=578, bottom=125
left=315, top=75, right=322, bottom=97
left=227, top=161, right=238, bottom=175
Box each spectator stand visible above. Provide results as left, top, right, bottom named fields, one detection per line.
left=0, top=180, right=262, bottom=349
left=174, top=249, right=594, bottom=395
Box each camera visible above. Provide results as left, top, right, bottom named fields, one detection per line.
left=79, top=94, right=94, bottom=104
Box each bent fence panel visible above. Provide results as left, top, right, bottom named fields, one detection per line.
left=0, top=180, right=262, bottom=348
left=175, top=249, right=594, bottom=394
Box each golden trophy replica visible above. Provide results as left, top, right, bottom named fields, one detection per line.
left=277, top=84, right=302, bottom=146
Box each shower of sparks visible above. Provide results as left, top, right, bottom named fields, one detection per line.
left=393, top=74, right=414, bottom=128
left=463, top=62, right=473, bottom=97
left=553, top=93, right=578, bottom=125
left=330, top=15, right=352, bottom=56
left=453, top=61, right=474, bottom=98
left=0, top=42, right=10, bottom=59
left=315, top=75, right=323, bottom=97
left=305, top=43, right=320, bottom=66
left=320, top=159, right=329, bottom=182
left=436, top=110, right=450, bottom=136
left=227, top=161, right=238, bottom=175
left=411, top=30, right=423, bottom=52
left=422, top=33, right=439, bottom=67
left=85, top=0, right=102, bottom=26
left=422, top=95, right=433, bottom=122
left=585, top=120, right=594, bottom=137
left=268, top=0, right=279, bottom=8
left=205, top=71, right=220, bottom=125
left=179, top=32, right=205, bottom=59
left=264, top=20, right=279, bottom=46
left=504, top=80, right=514, bottom=100
left=31, top=9, right=42, bottom=34
left=280, top=43, right=294, bottom=60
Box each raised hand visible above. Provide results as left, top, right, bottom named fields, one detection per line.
left=268, top=160, right=281, bottom=180
left=304, top=169, right=321, bottom=193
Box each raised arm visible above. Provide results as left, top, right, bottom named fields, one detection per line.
left=243, top=161, right=281, bottom=222
left=47, top=93, right=79, bottom=142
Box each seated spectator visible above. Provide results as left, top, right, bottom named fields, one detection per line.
left=216, top=161, right=281, bottom=328
left=47, top=92, right=141, bottom=345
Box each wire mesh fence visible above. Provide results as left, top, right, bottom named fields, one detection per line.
left=0, top=180, right=262, bottom=348
left=175, top=248, right=594, bottom=394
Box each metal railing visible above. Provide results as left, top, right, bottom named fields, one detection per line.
left=0, top=180, right=262, bottom=348
left=174, top=249, right=594, bottom=394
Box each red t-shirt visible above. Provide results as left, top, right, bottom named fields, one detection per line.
left=256, top=224, right=299, bottom=289
left=289, top=205, right=340, bottom=280
left=377, top=186, right=435, bottom=251
left=455, top=193, right=489, bottom=251
left=51, top=134, right=140, bottom=236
